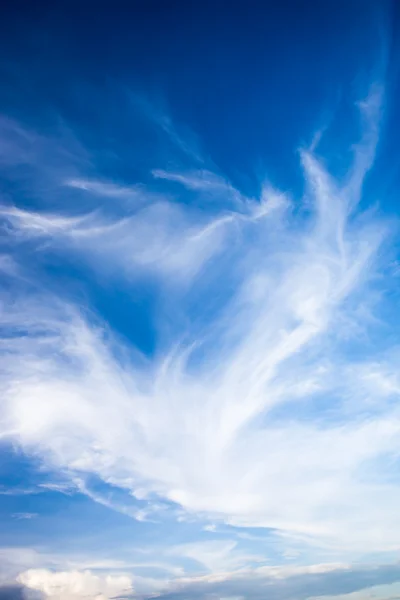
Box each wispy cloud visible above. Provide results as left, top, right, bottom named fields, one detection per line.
left=129, top=93, right=204, bottom=164
left=1, top=85, right=399, bottom=571
left=64, top=178, right=141, bottom=199
left=167, top=540, right=263, bottom=573
left=1, top=195, right=231, bottom=286
left=152, top=168, right=246, bottom=207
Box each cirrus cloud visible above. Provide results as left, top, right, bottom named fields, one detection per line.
left=1, top=85, right=399, bottom=567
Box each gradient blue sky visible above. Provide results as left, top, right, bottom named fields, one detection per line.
left=1, top=1, right=400, bottom=599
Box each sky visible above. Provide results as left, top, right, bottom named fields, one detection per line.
left=1, top=1, right=400, bottom=599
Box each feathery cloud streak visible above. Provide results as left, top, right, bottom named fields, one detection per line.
left=1, top=86, right=399, bottom=562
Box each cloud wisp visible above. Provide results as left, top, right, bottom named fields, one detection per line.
left=1, top=85, right=400, bottom=567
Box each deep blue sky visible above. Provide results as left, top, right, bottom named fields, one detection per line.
left=1, top=0, right=398, bottom=192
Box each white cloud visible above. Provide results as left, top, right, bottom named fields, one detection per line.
left=1, top=205, right=92, bottom=236
left=139, top=561, right=400, bottom=600
left=7, top=561, right=400, bottom=600
left=64, top=178, right=141, bottom=198
left=2, top=86, right=400, bottom=560
left=17, top=569, right=133, bottom=600
left=152, top=168, right=245, bottom=206
left=167, top=540, right=259, bottom=573
left=1, top=199, right=230, bottom=284
left=0, top=545, right=183, bottom=589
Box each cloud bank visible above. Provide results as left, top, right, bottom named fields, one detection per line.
left=11, top=561, right=400, bottom=600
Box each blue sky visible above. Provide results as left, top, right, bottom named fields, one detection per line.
left=1, top=1, right=400, bottom=599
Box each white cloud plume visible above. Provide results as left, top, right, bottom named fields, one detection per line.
left=1, top=86, right=400, bottom=562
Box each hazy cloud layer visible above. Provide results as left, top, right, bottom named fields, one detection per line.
left=141, top=561, right=400, bottom=600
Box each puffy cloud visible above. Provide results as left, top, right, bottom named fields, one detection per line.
left=17, top=569, right=133, bottom=600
